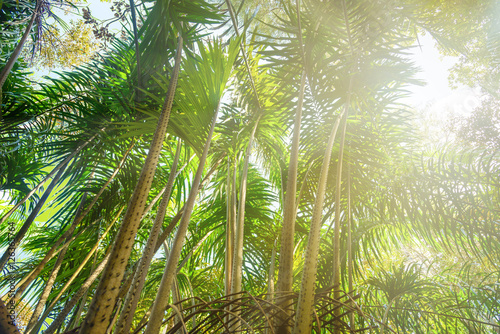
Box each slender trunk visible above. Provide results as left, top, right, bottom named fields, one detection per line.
left=28, top=213, right=120, bottom=334
left=265, top=241, right=277, bottom=334
left=110, top=159, right=220, bottom=324
left=70, top=245, right=101, bottom=330
left=78, top=35, right=183, bottom=334
left=114, top=158, right=218, bottom=313
left=0, top=0, right=39, bottom=89
left=153, top=158, right=221, bottom=253
left=224, top=0, right=261, bottom=108
left=276, top=71, right=306, bottom=333
left=224, top=156, right=236, bottom=329
left=144, top=102, right=220, bottom=334
left=335, top=2, right=355, bottom=328
left=43, top=252, right=111, bottom=334
left=129, top=0, right=141, bottom=102
left=26, top=243, right=67, bottom=333
left=292, top=79, right=352, bottom=334
left=12, top=141, right=132, bottom=302
left=268, top=241, right=277, bottom=297
left=0, top=0, right=40, bottom=121
left=0, top=132, right=99, bottom=226
left=171, top=279, right=184, bottom=334
left=106, top=300, right=122, bottom=334
left=224, top=157, right=234, bottom=297
left=141, top=156, right=190, bottom=222
left=12, top=218, right=99, bottom=301
left=0, top=299, right=20, bottom=334
left=230, top=117, right=260, bottom=332
left=162, top=242, right=185, bottom=334
left=347, top=170, right=354, bottom=329
left=25, top=190, right=91, bottom=333
left=332, top=110, right=348, bottom=333
left=71, top=293, right=87, bottom=330
left=381, top=298, right=395, bottom=334
left=115, top=138, right=182, bottom=334
left=0, top=162, right=67, bottom=272
left=63, top=300, right=80, bottom=334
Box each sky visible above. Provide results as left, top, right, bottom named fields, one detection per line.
left=406, top=33, right=479, bottom=118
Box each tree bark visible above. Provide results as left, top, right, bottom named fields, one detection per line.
left=70, top=247, right=100, bottom=331
left=332, top=110, right=348, bottom=334
left=224, top=156, right=234, bottom=297
left=43, top=252, right=111, bottom=334
left=347, top=170, right=354, bottom=329
left=0, top=0, right=40, bottom=121
left=78, top=35, right=183, bottom=334
left=11, top=218, right=99, bottom=301
left=332, top=3, right=354, bottom=331
left=265, top=240, right=277, bottom=334
left=115, top=138, right=182, bottom=334
left=144, top=102, right=220, bottom=334
left=292, top=78, right=352, bottom=334
left=12, top=140, right=133, bottom=302
left=230, top=116, right=260, bottom=331
left=276, top=71, right=306, bottom=333
left=28, top=213, right=120, bottom=334
left=0, top=299, right=20, bottom=334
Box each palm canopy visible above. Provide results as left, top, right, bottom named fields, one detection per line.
left=0, top=0, right=499, bottom=333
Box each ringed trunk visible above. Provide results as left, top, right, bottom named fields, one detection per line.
left=144, top=102, right=220, bottom=334
left=78, top=35, right=183, bottom=334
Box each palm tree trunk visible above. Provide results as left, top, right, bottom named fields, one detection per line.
left=224, top=156, right=234, bottom=297
left=105, top=158, right=219, bottom=327
left=265, top=240, right=277, bottom=334
left=106, top=300, right=123, bottom=334
left=230, top=116, right=261, bottom=331
left=276, top=70, right=306, bottom=333
left=11, top=218, right=99, bottom=301
left=332, top=110, right=348, bottom=334
left=70, top=247, right=100, bottom=331
left=0, top=132, right=99, bottom=226
left=129, top=0, right=141, bottom=102
left=347, top=170, right=354, bottom=329
left=11, top=141, right=133, bottom=302
left=115, top=138, right=182, bottom=334
left=0, top=0, right=40, bottom=121
left=28, top=213, right=120, bottom=334
left=78, top=35, right=183, bottom=334
left=0, top=162, right=67, bottom=272
left=292, top=82, right=352, bottom=333
left=162, top=241, right=185, bottom=334
left=141, top=156, right=191, bottom=221
left=43, top=251, right=111, bottom=334
left=144, top=102, right=221, bottom=334
left=171, top=278, right=184, bottom=334
left=0, top=299, right=20, bottom=334
left=153, top=158, right=221, bottom=253
left=26, top=243, right=72, bottom=333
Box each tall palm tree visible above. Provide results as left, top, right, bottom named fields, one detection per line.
left=144, top=37, right=240, bottom=334
left=1, top=1, right=499, bottom=333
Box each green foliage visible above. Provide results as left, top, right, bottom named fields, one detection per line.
left=0, top=0, right=498, bottom=333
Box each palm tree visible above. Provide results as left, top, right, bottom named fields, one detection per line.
left=1, top=1, right=499, bottom=333
left=144, top=37, right=240, bottom=334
